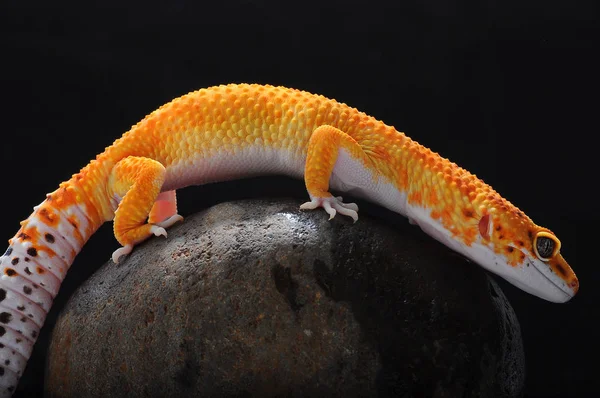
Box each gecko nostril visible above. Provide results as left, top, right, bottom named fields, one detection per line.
left=569, top=279, right=579, bottom=293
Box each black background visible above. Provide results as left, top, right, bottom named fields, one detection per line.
left=0, top=1, right=597, bottom=397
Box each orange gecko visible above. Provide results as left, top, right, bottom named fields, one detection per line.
left=0, top=83, right=578, bottom=396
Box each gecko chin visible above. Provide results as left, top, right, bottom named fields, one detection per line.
left=467, top=244, right=576, bottom=303
left=501, top=261, right=575, bottom=303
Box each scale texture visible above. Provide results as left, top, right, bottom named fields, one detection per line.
left=0, top=83, right=577, bottom=396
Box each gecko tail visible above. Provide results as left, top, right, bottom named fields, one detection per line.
left=0, top=190, right=100, bottom=396
left=0, top=239, right=56, bottom=397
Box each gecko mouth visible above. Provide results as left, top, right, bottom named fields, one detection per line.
left=526, top=259, right=573, bottom=302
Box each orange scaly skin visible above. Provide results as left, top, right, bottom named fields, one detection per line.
left=0, top=83, right=577, bottom=396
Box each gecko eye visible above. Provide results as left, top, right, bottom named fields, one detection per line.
left=533, top=231, right=561, bottom=261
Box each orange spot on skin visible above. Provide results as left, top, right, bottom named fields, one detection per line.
left=38, top=207, right=59, bottom=226
left=21, top=226, right=39, bottom=241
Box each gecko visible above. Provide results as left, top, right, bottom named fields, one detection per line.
left=0, top=83, right=578, bottom=396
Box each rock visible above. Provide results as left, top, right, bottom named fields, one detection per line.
left=45, top=199, right=524, bottom=397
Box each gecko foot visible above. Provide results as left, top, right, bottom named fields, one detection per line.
left=300, top=196, right=359, bottom=222
left=111, top=225, right=170, bottom=264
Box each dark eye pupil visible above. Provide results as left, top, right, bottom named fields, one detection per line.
left=536, top=237, right=555, bottom=258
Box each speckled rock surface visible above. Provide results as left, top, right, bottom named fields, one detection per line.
left=45, top=199, right=524, bottom=398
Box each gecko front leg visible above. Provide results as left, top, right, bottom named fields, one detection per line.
left=300, top=125, right=371, bottom=222
left=108, top=156, right=182, bottom=263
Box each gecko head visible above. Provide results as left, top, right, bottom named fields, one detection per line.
left=473, top=210, right=578, bottom=303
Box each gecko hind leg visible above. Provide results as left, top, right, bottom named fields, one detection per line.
left=109, top=156, right=174, bottom=264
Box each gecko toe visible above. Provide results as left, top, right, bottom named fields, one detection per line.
left=150, top=226, right=167, bottom=238
left=112, top=244, right=133, bottom=264
left=300, top=198, right=320, bottom=210
left=323, top=201, right=337, bottom=219
left=155, top=214, right=184, bottom=229
left=335, top=205, right=358, bottom=222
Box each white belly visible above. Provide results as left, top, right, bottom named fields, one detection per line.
left=161, top=146, right=306, bottom=191
left=162, top=146, right=408, bottom=216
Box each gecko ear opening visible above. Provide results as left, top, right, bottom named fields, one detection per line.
left=478, top=214, right=491, bottom=240
left=533, top=231, right=561, bottom=261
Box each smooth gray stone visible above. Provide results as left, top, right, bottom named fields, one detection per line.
left=45, top=199, right=524, bottom=397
